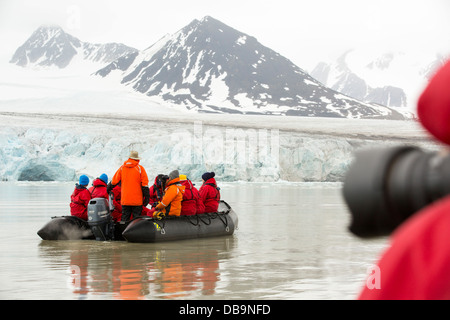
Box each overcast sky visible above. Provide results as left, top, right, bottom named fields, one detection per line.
left=1, top=0, right=450, bottom=71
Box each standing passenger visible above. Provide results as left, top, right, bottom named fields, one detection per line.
left=111, top=151, right=150, bottom=221
left=199, top=172, right=220, bottom=213
left=70, top=175, right=92, bottom=221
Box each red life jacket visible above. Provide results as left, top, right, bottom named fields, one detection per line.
left=110, top=185, right=122, bottom=222
left=180, top=180, right=204, bottom=216
left=70, top=185, right=91, bottom=220
left=199, top=178, right=220, bottom=213
left=88, top=178, right=109, bottom=200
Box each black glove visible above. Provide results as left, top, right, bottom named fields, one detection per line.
left=142, top=186, right=150, bottom=207
left=107, top=182, right=115, bottom=193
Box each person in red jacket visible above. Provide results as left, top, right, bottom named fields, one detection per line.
left=358, top=60, right=450, bottom=300
left=199, top=172, right=220, bottom=213
left=149, top=174, right=169, bottom=207
left=88, top=173, right=109, bottom=200
left=110, top=183, right=122, bottom=222
left=179, top=174, right=204, bottom=216
left=70, top=175, right=92, bottom=220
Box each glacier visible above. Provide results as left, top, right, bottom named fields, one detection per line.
left=0, top=112, right=437, bottom=183
left=0, top=63, right=438, bottom=183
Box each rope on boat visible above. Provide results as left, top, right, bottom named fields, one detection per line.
left=208, top=211, right=230, bottom=232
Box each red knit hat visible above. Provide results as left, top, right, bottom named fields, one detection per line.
left=418, top=60, right=450, bottom=145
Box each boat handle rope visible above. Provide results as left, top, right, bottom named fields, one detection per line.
left=184, top=214, right=212, bottom=226
left=210, top=212, right=229, bottom=232
left=198, top=214, right=212, bottom=225
left=184, top=215, right=200, bottom=227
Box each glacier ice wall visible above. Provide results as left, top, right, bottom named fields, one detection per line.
left=0, top=116, right=436, bottom=183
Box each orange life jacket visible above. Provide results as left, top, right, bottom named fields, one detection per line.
left=156, top=177, right=185, bottom=216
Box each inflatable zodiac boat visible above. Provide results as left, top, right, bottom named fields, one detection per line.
left=37, top=199, right=238, bottom=243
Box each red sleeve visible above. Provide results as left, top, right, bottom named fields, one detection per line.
left=199, top=185, right=208, bottom=203
left=358, top=196, right=450, bottom=300
left=81, top=189, right=92, bottom=207
left=194, top=188, right=205, bottom=214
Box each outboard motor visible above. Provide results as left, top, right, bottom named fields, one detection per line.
left=87, top=198, right=114, bottom=241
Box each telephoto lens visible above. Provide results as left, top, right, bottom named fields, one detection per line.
left=343, top=145, right=450, bottom=238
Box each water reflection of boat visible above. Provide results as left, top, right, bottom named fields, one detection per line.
left=37, top=237, right=236, bottom=299
left=37, top=200, right=238, bottom=243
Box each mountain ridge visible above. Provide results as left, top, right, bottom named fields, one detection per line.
left=10, top=19, right=410, bottom=120
left=96, top=16, right=408, bottom=119
left=10, top=25, right=138, bottom=69
left=310, top=49, right=448, bottom=110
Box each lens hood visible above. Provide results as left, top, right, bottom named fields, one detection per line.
left=343, top=146, right=419, bottom=238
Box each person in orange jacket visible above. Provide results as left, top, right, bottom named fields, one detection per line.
left=107, top=182, right=150, bottom=221
left=154, top=170, right=185, bottom=217
left=110, top=151, right=150, bottom=221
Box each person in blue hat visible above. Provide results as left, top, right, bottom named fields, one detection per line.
left=89, top=173, right=109, bottom=200
left=70, top=175, right=92, bottom=220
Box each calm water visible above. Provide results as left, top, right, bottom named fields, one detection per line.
left=0, top=181, right=387, bottom=300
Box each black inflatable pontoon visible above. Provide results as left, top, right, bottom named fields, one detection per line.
left=122, top=201, right=238, bottom=243
left=36, top=215, right=129, bottom=241
left=37, top=197, right=129, bottom=241
left=37, top=199, right=238, bottom=243
left=37, top=215, right=95, bottom=240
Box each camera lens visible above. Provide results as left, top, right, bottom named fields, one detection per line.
left=343, top=146, right=450, bottom=238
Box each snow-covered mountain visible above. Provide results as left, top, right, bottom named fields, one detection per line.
left=9, top=19, right=411, bottom=120
left=310, top=49, right=449, bottom=111
left=96, top=16, right=408, bottom=120
left=10, top=25, right=138, bottom=70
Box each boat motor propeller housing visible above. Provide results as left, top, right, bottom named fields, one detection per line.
left=88, top=198, right=114, bottom=241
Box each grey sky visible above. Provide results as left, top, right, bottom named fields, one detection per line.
left=1, top=0, right=450, bottom=70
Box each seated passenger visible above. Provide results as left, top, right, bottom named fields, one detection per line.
left=179, top=174, right=204, bottom=215
left=70, top=175, right=92, bottom=220
left=108, top=182, right=122, bottom=222
left=154, top=170, right=185, bottom=217
left=88, top=173, right=109, bottom=200
left=149, top=174, right=169, bottom=207
left=199, top=172, right=220, bottom=213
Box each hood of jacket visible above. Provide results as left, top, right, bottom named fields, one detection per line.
left=204, top=178, right=217, bottom=186
left=75, top=183, right=87, bottom=190
left=181, top=179, right=194, bottom=190
left=92, top=178, right=107, bottom=188
left=123, top=158, right=140, bottom=168
left=166, top=177, right=180, bottom=188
